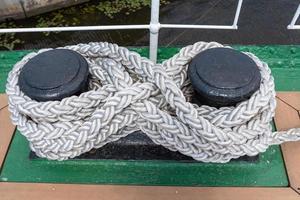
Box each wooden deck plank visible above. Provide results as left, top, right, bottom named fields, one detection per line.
left=0, top=94, right=15, bottom=168
left=277, top=92, right=300, bottom=111
left=0, top=94, right=8, bottom=110
left=0, top=182, right=299, bottom=200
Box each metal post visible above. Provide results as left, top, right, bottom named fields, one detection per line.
left=288, top=4, right=300, bottom=29
left=232, top=0, right=243, bottom=29
left=149, top=0, right=160, bottom=63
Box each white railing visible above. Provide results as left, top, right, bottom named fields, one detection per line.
left=288, top=4, right=300, bottom=29
left=0, top=0, right=244, bottom=63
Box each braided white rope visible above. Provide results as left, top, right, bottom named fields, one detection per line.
left=6, top=41, right=300, bottom=163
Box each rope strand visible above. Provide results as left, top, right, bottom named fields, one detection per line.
left=6, top=41, right=300, bottom=163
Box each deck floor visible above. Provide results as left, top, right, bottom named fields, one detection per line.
left=0, top=46, right=299, bottom=186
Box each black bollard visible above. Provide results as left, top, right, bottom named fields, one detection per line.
left=188, top=47, right=261, bottom=107
left=18, top=49, right=89, bottom=101
left=24, top=47, right=260, bottom=162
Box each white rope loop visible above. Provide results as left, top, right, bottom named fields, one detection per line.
left=6, top=41, right=300, bottom=163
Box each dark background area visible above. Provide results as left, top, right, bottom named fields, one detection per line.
left=155, top=0, right=300, bottom=46
left=3, top=0, right=300, bottom=50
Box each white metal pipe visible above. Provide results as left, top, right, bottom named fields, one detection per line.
left=288, top=4, right=300, bottom=29
left=149, top=0, right=160, bottom=63
left=232, top=0, right=243, bottom=28
left=149, top=30, right=159, bottom=63
left=288, top=25, right=300, bottom=29
left=160, top=24, right=236, bottom=29
left=0, top=25, right=150, bottom=33
left=0, top=23, right=240, bottom=33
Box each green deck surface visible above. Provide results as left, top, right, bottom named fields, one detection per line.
left=0, top=131, right=287, bottom=186
left=1, top=45, right=300, bottom=186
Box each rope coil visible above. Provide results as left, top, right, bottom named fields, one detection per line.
left=6, top=41, right=300, bottom=163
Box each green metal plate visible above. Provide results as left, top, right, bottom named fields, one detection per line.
left=1, top=45, right=300, bottom=186
left=0, top=131, right=288, bottom=186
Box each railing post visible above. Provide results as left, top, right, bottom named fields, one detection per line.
left=149, top=0, right=160, bottom=63
left=288, top=4, right=300, bottom=29
left=232, top=0, right=243, bottom=29
left=0, top=0, right=243, bottom=53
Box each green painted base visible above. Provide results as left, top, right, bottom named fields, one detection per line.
left=0, top=130, right=288, bottom=186
left=1, top=45, right=300, bottom=186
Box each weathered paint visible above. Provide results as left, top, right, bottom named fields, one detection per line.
left=0, top=45, right=299, bottom=186
left=0, top=0, right=89, bottom=21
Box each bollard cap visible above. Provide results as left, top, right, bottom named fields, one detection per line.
left=18, top=49, right=89, bottom=101
left=188, top=47, right=261, bottom=107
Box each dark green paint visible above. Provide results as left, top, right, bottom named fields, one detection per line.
left=0, top=130, right=288, bottom=186
left=1, top=45, right=300, bottom=186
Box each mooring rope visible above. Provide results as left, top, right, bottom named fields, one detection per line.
left=6, top=41, right=300, bottom=163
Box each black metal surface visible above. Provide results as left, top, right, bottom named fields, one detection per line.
left=30, top=131, right=258, bottom=162
left=188, top=47, right=261, bottom=107
left=18, top=49, right=89, bottom=101
left=24, top=48, right=259, bottom=163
